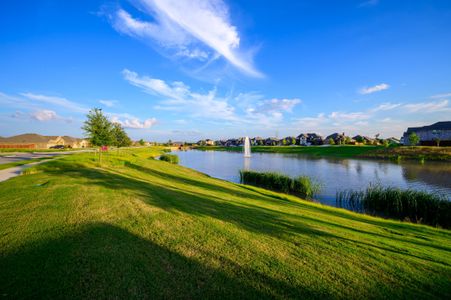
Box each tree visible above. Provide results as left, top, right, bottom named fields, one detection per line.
left=82, top=108, right=113, bottom=147
left=111, top=122, right=132, bottom=148
left=344, top=136, right=351, bottom=144
left=328, top=138, right=335, bottom=145
left=434, top=137, right=441, bottom=147
left=355, top=136, right=364, bottom=143
left=408, top=132, right=420, bottom=146
left=383, top=139, right=389, bottom=148
left=138, top=139, right=145, bottom=146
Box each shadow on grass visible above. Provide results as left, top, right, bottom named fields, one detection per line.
left=123, top=161, right=284, bottom=203
left=35, top=161, right=451, bottom=256
left=4, top=160, right=451, bottom=298
left=0, top=223, right=314, bottom=299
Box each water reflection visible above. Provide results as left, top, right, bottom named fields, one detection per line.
left=175, top=150, right=451, bottom=206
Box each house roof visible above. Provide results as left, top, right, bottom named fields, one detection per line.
left=326, top=133, right=344, bottom=139
left=406, top=121, right=451, bottom=133
left=0, top=133, right=82, bottom=144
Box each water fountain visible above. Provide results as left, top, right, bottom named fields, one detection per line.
left=244, top=136, right=251, bottom=157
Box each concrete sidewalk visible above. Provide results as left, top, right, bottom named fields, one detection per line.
left=0, top=160, right=49, bottom=182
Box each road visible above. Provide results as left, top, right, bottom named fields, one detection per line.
left=0, top=150, right=92, bottom=182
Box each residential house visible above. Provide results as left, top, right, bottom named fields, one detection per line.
left=325, top=133, right=346, bottom=145
left=0, top=133, right=66, bottom=149
left=297, top=133, right=323, bottom=146
left=264, top=138, right=279, bottom=146
left=62, top=136, right=90, bottom=148
left=402, top=121, right=451, bottom=146
left=251, top=137, right=264, bottom=146
left=205, top=139, right=215, bottom=146
left=386, top=137, right=400, bottom=145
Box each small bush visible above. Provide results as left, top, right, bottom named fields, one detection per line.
left=159, top=154, right=179, bottom=164
left=336, top=185, right=451, bottom=228
left=239, top=170, right=320, bottom=199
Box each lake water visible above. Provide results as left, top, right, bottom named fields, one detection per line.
left=175, top=150, right=451, bottom=207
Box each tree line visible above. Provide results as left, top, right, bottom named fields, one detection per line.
left=82, top=108, right=132, bottom=148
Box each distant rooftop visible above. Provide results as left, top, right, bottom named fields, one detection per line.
left=406, top=121, right=451, bottom=133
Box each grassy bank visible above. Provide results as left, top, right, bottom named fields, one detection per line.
left=195, top=145, right=451, bottom=161
left=359, top=146, right=451, bottom=162
left=0, top=148, right=450, bottom=298
left=196, top=145, right=384, bottom=158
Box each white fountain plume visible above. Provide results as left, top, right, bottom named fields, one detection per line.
left=244, top=136, right=251, bottom=158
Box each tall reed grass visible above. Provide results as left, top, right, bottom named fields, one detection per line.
left=239, top=170, right=320, bottom=199
left=159, top=154, right=179, bottom=164
left=336, top=185, right=451, bottom=228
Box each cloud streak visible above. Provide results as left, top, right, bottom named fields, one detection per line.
left=111, top=115, right=157, bottom=129
left=20, top=92, right=88, bottom=113
left=108, top=0, right=261, bottom=77
left=123, top=69, right=300, bottom=127
left=359, top=83, right=390, bottom=95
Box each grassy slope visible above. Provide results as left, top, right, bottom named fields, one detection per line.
left=0, top=148, right=450, bottom=299
left=196, top=145, right=384, bottom=158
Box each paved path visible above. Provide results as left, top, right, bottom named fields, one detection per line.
left=0, top=150, right=92, bottom=182
left=0, top=160, right=49, bottom=182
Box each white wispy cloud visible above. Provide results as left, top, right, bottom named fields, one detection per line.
left=31, top=110, right=58, bottom=121
left=370, top=102, right=402, bottom=112
left=20, top=92, right=88, bottom=113
left=329, top=111, right=370, bottom=121
left=111, top=115, right=158, bottom=129
left=430, top=92, right=451, bottom=99
left=359, top=83, right=390, bottom=95
left=11, top=109, right=72, bottom=123
left=251, top=98, right=301, bottom=114
left=403, top=100, right=451, bottom=113
left=293, top=98, right=451, bottom=137
left=99, top=99, right=118, bottom=107
left=123, top=69, right=237, bottom=121
left=123, top=69, right=301, bottom=127
left=244, top=98, right=301, bottom=126
left=108, top=0, right=261, bottom=77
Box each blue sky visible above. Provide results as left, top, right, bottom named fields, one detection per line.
left=1, top=0, right=450, bottom=141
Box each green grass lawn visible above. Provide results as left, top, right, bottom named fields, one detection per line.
left=0, top=148, right=450, bottom=299
left=196, top=145, right=451, bottom=161
left=196, top=145, right=384, bottom=158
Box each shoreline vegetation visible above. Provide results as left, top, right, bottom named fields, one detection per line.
left=336, top=186, right=451, bottom=228
left=194, top=145, right=451, bottom=161
left=239, top=170, right=320, bottom=199
left=1, top=147, right=450, bottom=298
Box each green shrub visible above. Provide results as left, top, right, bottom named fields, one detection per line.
left=336, top=185, right=451, bottom=228
left=159, top=154, right=179, bottom=164
left=239, top=170, right=320, bottom=199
